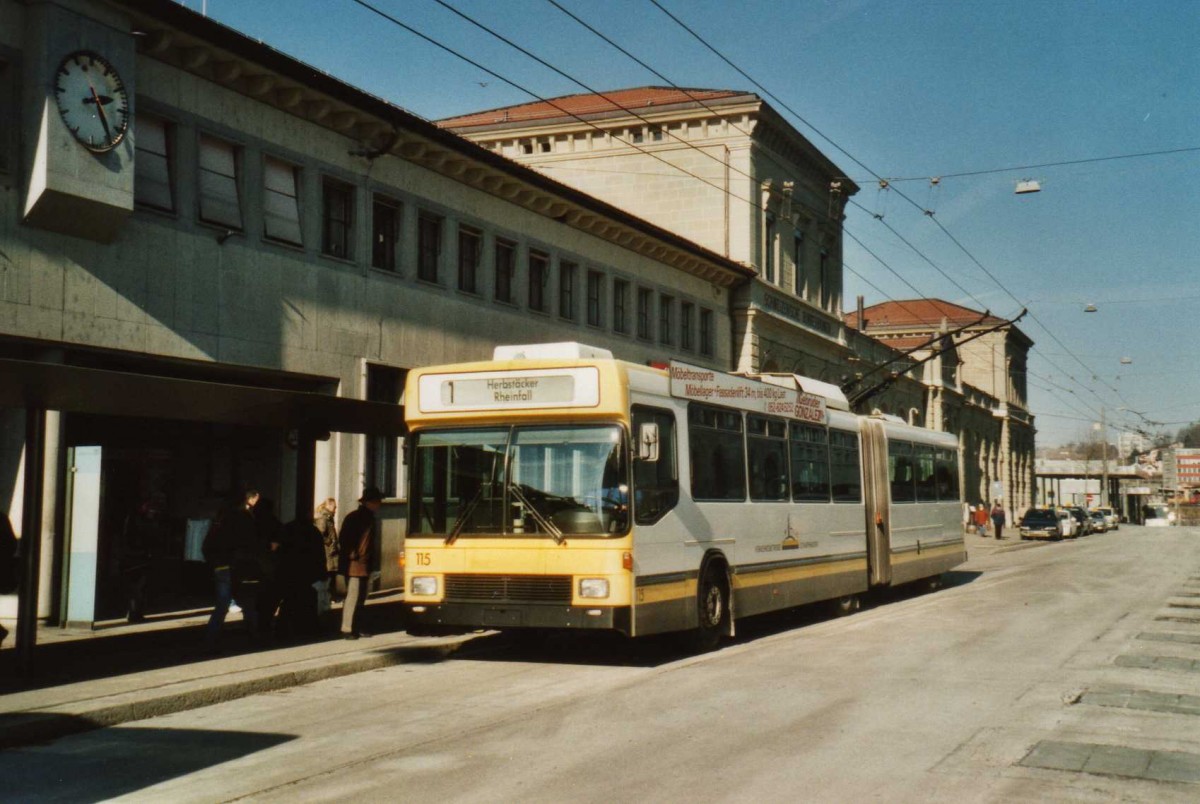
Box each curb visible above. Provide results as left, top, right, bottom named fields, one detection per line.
left=0, top=636, right=468, bottom=750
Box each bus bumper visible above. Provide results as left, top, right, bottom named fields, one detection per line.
left=405, top=602, right=632, bottom=635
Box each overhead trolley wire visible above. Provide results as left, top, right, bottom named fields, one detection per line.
left=645, top=0, right=1130, bottom=417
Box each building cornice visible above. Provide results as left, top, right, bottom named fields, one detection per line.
left=111, top=0, right=754, bottom=289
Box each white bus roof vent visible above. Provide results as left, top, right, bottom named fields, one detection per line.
left=493, top=342, right=614, bottom=361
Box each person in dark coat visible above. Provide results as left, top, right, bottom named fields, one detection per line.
left=254, top=497, right=284, bottom=638
left=339, top=487, right=383, bottom=639
left=204, top=489, right=262, bottom=651
left=120, top=493, right=166, bottom=623
left=991, top=501, right=1007, bottom=540
left=0, top=513, right=17, bottom=649
left=276, top=516, right=327, bottom=638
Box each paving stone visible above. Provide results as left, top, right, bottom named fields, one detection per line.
left=1146, top=750, right=1200, bottom=784
left=1157, top=656, right=1200, bottom=672
left=1114, top=654, right=1157, bottom=669
left=1081, top=691, right=1131, bottom=709
left=1155, top=615, right=1200, bottom=623
left=1021, top=740, right=1092, bottom=772
left=1082, top=745, right=1153, bottom=778
left=1138, top=631, right=1200, bottom=645
left=1169, top=602, right=1200, bottom=609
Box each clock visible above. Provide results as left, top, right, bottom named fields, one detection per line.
left=53, top=50, right=130, bottom=153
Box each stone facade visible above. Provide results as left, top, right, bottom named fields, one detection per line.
left=0, top=1, right=749, bottom=623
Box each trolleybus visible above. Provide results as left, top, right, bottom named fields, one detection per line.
left=402, top=342, right=965, bottom=648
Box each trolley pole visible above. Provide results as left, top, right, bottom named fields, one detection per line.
left=1101, top=406, right=1109, bottom=509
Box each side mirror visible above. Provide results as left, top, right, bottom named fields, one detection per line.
left=637, top=422, right=660, bottom=462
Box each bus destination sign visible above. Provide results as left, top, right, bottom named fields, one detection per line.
left=418, top=367, right=600, bottom=412
left=669, top=361, right=827, bottom=424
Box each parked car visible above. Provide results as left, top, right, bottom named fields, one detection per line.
left=1144, top=504, right=1174, bottom=527
left=1019, top=508, right=1064, bottom=540
left=1066, top=506, right=1091, bottom=536
left=1091, top=506, right=1119, bottom=531
left=1056, top=509, right=1078, bottom=538
left=1088, top=510, right=1109, bottom=533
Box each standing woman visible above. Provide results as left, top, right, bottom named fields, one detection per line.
left=314, top=498, right=339, bottom=610
left=339, top=488, right=383, bottom=639
left=991, top=501, right=1007, bottom=540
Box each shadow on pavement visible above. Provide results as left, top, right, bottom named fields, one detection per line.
left=453, top=571, right=987, bottom=669
left=0, top=722, right=294, bottom=801
left=0, top=600, right=409, bottom=692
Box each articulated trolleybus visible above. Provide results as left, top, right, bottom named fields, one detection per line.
left=402, top=342, right=965, bottom=648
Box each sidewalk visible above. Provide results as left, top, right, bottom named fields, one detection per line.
left=0, top=531, right=1039, bottom=751
left=0, top=594, right=478, bottom=750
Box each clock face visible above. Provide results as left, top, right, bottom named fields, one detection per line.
left=53, top=50, right=130, bottom=152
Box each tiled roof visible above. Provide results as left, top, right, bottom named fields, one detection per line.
left=438, top=87, right=750, bottom=129
left=875, top=334, right=943, bottom=351
left=845, top=299, right=1005, bottom=331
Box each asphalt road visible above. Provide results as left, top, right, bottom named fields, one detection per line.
left=6, top=526, right=1200, bottom=802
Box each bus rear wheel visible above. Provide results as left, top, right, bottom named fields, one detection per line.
left=689, top=566, right=728, bottom=652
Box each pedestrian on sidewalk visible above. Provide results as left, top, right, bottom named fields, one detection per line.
left=314, top=498, right=340, bottom=611
left=339, top=487, right=383, bottom=640
left=203, top=488, right=263, bottom=651
left=276, top=515, right=326, bottom=638
left=973, top=503, right=989, bottom=537
left=991, top=501, right=1007, bottom=540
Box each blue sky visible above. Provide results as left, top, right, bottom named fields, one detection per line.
left=187, top=0, right=1200, bottom=448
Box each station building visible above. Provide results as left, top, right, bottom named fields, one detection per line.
left=0, top=0, right=750, bottom=629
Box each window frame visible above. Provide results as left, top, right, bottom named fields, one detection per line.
left=613, top=279, right=629, bottom=334
left=494, top=237, right=517, bottom=304
left=632, top=406, right=679, bottom=525
left=262, top=154, right=303, bottom=246
left=586, top=269, right=604, bottom=328
left=197, top=132, right=243, bottom=231
left=637, top=287, right=653, bottom=340
left=457, top=224, right=482, bottom=294
left=134, top=113, right=174, bottom=213
left=321, top=177, right=355, bottom=260
left=680, top=302, right=694, bottom=351
left=417, top=210, right=443, bottom=284
left=371, top=194, right=401, bottom=272
left=528, top=249, right=550, bottom=313
left=558, top=260, right=577, bottom=320
left=699, top=308, right=714, bottom=357
left=747, top=413, right=789, bottom=502
left=687, top=403, right=747, bottom=502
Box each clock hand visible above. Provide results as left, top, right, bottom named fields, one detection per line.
left=87, top=82, right=113, bottom=141
left=83, top=94, right=114, bottom=105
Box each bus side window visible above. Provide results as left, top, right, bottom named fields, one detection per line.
left=632, top=407, right=679, bottom=525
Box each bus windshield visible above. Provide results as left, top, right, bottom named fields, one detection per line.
left=411, top=424, right=629, bottom=539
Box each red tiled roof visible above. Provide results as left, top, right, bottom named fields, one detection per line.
left=845, top=299, right=1004, bottom=331
left=876, top=334, right=942, bottom=351
left=438, top=87, right=750, bottom=129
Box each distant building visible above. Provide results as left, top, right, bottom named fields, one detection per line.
left=1117, top=430, right=1149, bottom=459
left=1163, top=448, right=1200, bottom=492
left=846, top=299, right=1036, bottom=513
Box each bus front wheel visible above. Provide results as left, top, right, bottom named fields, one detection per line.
left=689, top=565, right=728, bottom=652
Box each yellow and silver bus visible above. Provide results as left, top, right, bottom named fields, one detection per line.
left=402, top=343, right=964, bottom=648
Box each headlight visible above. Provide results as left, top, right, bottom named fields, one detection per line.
left=579, top=578, right=609, bottom=599
left=410, top=576, right=438, bottom=596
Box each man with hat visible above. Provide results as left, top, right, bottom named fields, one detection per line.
left=338, top=487, right=384, bottom=639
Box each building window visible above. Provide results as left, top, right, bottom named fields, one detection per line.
left=793, top=231, right=805, bottom=297
left=134, top=114, right=173, bottom=212
left=417, top=211, right=442, bottom=283
left=372, top=195, right=400, bottom=272
left=587, top=270, right=604, bottom=328
left=659, top=295, right=674, bottom=344
left=365, top=365, right=407, bottom=499
left=764, top=211, right=776, bottom=284
left=529, top=250, right=549, bottom=312
left=263, top=155, right=302, bottom=245
left=321, top=178, right=354, bottom=259
left=198, top=134, right=241, bottom=229
left=819, top=248, right=831, bottom=309
left=559, top=260, right=577, bottom=320
left=680, top=302, right=694, bottom=351
left=699, top=308, right=714, bottom=356
left=613, top=279, right=629, bottom=334
left=637, top=287, right=653, bottom=340
left=458, top=225, right=481, bottom=294
left=495, top=238, right=516, bottom=303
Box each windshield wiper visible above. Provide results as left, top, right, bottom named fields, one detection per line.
left=508, top=483, right=565, bottom=545
left=445, top=487, right=484, bottom=545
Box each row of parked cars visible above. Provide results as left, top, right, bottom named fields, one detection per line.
left=1017, top=506, right=1120, bottom=541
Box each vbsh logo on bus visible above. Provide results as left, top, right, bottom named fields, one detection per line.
left=668, top=361, right=827, bottom=424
